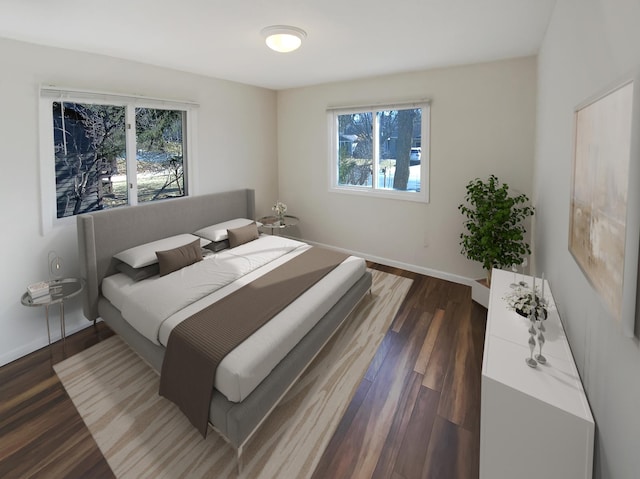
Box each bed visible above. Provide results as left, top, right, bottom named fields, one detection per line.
left=76, top=188, right=372, bottom=458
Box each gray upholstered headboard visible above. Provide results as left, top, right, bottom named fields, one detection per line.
left=77, top=189, right=255, bottom=321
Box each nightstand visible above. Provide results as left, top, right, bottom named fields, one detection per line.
left=257, top=215, right=300, bottom=235
left=21, top=278, right=84, bottom=349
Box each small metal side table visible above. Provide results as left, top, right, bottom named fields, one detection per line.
left=257, top=215, right=300, bottom=235
left=21, top=278, right=84, bottom=348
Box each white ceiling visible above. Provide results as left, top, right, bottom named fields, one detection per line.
left=0, top=0, right=556, bottom=90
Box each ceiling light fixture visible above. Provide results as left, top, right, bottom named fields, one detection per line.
left=261, top=25, right=306, bottom=53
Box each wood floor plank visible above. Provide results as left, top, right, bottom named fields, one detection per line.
left=414, top=309, right=444, bottom=375
left=446, top=279, right=472, bottom=304
left=426, top=277, right=449, bottom=311
left=414, top=276, right=440, bottom=314
left=392, top=385, right=441, bottom=479
left=0, top=375, right=59, bottom=419
left=465, top=302, right=488, bottom=432
left=391, top=276, right=430, bottom=332
left=364, top=261, right=414, bottom=280
left=364, top=329, right=397, bottom=382
left=438, top=298, right=476, bottom=427
left=422, top=415, right=479, bottom=479
left=369, top=372, right=423, bottom=479
left=421, top=301, right=460, bottom=392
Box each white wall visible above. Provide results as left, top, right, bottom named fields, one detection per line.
left=535, top=1, right=640, bottom=478
left=277, top=57, right=537, bottom=280
left=0, top=37, right=277, bottom=366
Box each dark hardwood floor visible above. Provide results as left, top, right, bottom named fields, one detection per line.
left=312, top=264, right=487, bottom=479
left=0, top=322, right=115, bottom=479
left=0, top=263, right=486, bottom=478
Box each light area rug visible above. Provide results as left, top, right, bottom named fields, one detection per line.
left=54, top=269, right=412, bottom=479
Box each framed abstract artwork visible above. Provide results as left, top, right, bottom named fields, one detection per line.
left=569, top=76, right=640, bottom=337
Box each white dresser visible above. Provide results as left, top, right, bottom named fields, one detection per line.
left=480, top=268, right=594, bottom=479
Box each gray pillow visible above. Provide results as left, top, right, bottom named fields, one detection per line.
left=227, top=222, right=259, bottom=248
left=194, top=218, right=258, bottom=242
left=205, top=239, right=230, bottom=252
left=156, top=239, right=203, bottom=277
left=116, top=262, right=160, bottom=281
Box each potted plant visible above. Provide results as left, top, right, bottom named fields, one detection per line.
left=458, top=175, right=534, bottom=286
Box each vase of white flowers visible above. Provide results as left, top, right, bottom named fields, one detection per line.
left=503, top=285, right=548, bottom=320
left=272, top=201, right=287, bottom=224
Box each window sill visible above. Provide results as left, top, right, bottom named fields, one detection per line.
left=329, top=185, right=429, bottom=203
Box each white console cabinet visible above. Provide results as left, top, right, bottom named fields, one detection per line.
left=480, top=269, right=594, bottom=479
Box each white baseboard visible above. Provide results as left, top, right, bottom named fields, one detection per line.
left=300, top=238, right=490, bottom=308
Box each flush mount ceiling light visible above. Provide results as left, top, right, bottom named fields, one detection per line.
left=261, top=25, right=306, bottom=53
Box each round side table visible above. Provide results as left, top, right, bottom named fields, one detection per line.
left=257, top=215, right=300, bottom=235
left=21, top=278, right=84, bottom=349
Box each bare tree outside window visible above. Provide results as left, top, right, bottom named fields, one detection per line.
left=393, top=108, right=417, bottom=190
left=135, top=108, right=185, bottom=203
left=52, top=102, right=188, bottom=218
left=338, top=112, right=373, bottom=186
left=53, top=102, right=126, bottom=217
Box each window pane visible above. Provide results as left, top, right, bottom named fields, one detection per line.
left=377, top=108, right=422, bottom=192
left=337, top=112, right=373, bottom=187
left=53, top=102, right=127, bottom=218
left=135, top=108, right=185, bottom=203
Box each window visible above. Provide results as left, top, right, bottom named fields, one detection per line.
left=329, top=101, right=430, bottom=202
left=40, top=88, right=197, bottom=230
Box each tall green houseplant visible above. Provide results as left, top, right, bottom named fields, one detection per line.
left=458, top=175, right=534, bottom=285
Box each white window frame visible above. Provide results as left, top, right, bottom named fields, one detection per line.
left=328, top=100, right=430, bottom=203
left=39, top=86, right=199, bottom=235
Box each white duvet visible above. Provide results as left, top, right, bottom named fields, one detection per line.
left=102, top=235, right=366, bottom=402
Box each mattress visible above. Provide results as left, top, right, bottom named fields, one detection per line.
left=102, top=235, right=366, bottom=402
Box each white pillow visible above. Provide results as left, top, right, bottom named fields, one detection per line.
left=114, top=234, right=211, bottom=268
left=193, top=218, right=260, bottom=242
